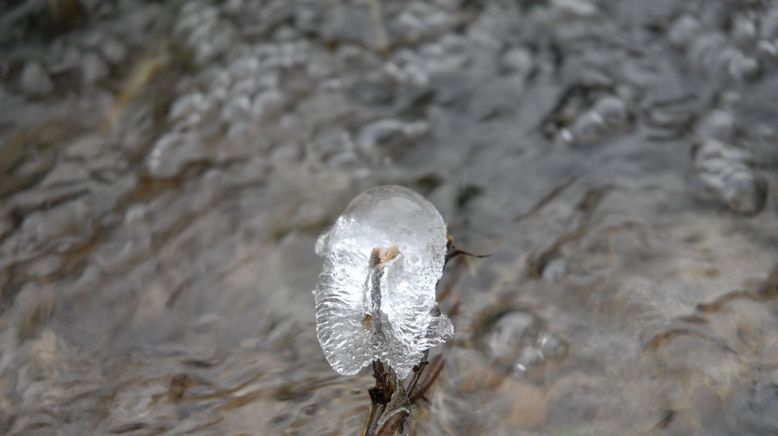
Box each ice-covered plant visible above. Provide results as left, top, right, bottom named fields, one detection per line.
left=314, top=185, right=453, bottom=378
left=314, top=185, right=475, bottom=435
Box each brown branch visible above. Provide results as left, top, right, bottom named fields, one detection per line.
left=360, top=238, right=486, bottom=435
left=445, top=238, right=491, bottom=265
left=409, top=356, right=445, bottom=403
left=363, top=360, right=395, bottom=436
left=406, top=351, right=429, bottom=396
left=376, top=410, right=410, bottom=436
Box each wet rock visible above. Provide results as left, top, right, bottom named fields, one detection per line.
left=731, top=15, right=758, bottom=48
left=479, top=310, right=542, bottom=365
left=673, top=15, right=762, bottom=81
left=100, top=38, right=127, bottom=65
left=91, top=206, right=153, bottom=272
left=3, top=0, right=778, bottom=434
left=475, top=308, right=569, bottom=378
left=175, top=2, right=236, bottom=66
left=12, top=283, right=57, bottom=341
left=14, top=198, right=93, bottom=253
left=545, top=375, right=625, bottom=430
left=393, top=3, right=456, bottom=45
left=356, top=119, right=429, bottom=161
left=724, top=50, right=760, bottom=81
left=502, top=47, right=534, bottom=77
left=227, top=56, right=260, bottom=79
left=82, top=52, right=109, bottom=84
left=23, top=255, right=62, bottom=278
left=99, top=379, right=177, bottom=434
left=696, top=109, right=737, bottom=142
left=692, top=139, right=768, bottom=214
left=221, top=95, right=252, bottom=121
left=40, top=161, right=89, bottom=186
left=323, top=3, right=374, bottom=46
left=414, top=37, right=470, bottom=79
left=168, top=92, right=208, bottom=125
left=0, top=215, right=11, bottom=240
left=270, top=141, right=303, bottom=166
left=20, top=61, right=53, bottom=96
left=749, top=379, right=778, bottom=431
left=252, top=89, right=285, bottom=121
left=501, top=380, right=548, bottom=428
left=542, top=257, right=568, bottom=281
left=561, top=95, right=630, bottom=146
left=537, top=333, right=569, bottom=360
left=552, top=0, right=598, bottom=17
left=146, top=132, right=203, bottom=178
left=592, top=96, right=629, bottom=127
left=669, top=15, right=704, bottom=47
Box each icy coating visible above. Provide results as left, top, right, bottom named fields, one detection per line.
left=314, top=186, right=453, bottom=378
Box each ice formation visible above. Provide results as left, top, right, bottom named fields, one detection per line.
left=314, top=185, right=453, bottom=378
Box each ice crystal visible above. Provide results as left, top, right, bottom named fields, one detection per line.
left=314, top=185, right=453, bottom=378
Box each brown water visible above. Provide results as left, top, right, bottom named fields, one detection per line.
left=1, top=0, right=778, bottom=435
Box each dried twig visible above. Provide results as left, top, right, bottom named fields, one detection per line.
left=409, top=356, right=444, bottom=403
left=360, top=240, right=486, bottom=435
left=363, top=361, right=394, bottom=436
left=376, top=410, right=410, bottom=436
left=405, top=350, right=429, bottom=396
left=445, top=236, right=490, bottom=265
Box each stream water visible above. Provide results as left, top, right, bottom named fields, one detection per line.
left=1, top=0, right=778, bottom=435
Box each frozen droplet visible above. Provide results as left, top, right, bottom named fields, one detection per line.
left=314, top=186, right=452, bottom=378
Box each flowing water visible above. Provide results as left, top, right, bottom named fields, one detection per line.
left=1, top=0, right=778, bottom=435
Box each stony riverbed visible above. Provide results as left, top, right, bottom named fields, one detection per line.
left=1, top=0, right=778, bottom=434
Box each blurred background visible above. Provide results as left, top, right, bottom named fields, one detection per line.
left=1, top=0, right=778, bottom=434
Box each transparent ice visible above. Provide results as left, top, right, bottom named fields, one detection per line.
left=314, top=185, right=453, bottom=378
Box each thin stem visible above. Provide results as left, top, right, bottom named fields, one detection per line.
left=444, top=236, right=490, bottom=266
left=409, top=356, right=444, bottom=403
left=376, top=410, right=410, bottom=436
left=406, top=350, right=429, bottom=396
left=362, top=402, right=385, bottom=436
left=360, top=241, right=485, bottom=435
left=363, top=360, right=396, bottom=436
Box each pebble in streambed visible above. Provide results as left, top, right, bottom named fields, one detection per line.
left=691, top=138, right=767, bottom=215
left=552, top=93, right=631, bottom=146
left=690, top=106, right=768, bottom=214
left=474, top=307, right=569, bottom=379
